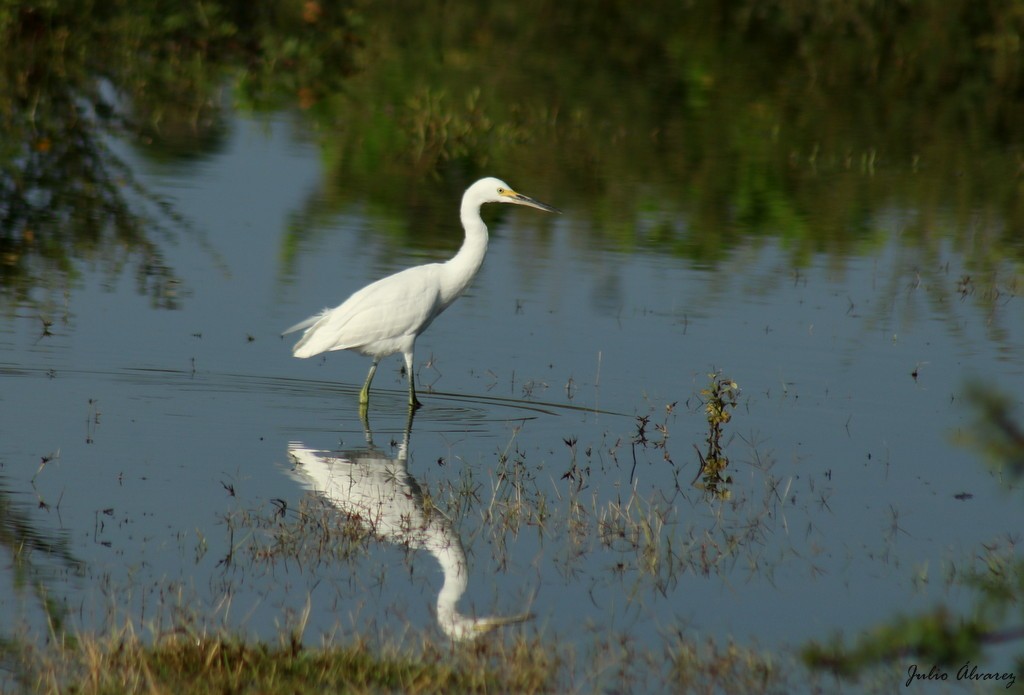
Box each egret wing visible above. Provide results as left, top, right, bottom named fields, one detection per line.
left=290, top=264, right=445, bottom=358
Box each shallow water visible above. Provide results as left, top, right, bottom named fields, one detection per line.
left=1, top=109, right=1022, bottom=690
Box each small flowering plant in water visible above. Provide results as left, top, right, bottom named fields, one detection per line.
left=693, top=372, right=740, bottom=499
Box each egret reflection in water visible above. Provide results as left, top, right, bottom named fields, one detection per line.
left=285, top=415, right=531, bottom=640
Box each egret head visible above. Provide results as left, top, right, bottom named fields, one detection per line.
left=467, top=177, right=560, bottom=213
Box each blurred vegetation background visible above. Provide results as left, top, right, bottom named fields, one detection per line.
left=2, top=0, right=1023, bottom=309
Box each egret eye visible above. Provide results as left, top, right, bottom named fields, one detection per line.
left=497, top=188, right=506, bottom=195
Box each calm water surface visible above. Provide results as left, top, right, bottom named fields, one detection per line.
left=1, top=113, right=1021, bottom=686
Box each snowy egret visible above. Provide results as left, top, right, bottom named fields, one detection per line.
left=283, top=177, right=559, bottom=409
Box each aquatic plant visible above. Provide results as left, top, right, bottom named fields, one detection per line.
left=693, top=371, right=740, bottom=498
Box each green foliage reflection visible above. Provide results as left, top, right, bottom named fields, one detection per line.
left=0, top=0, right=360, bottom=310
left=278, top=0, right=1024, bottom=274
left=2, top=0, right=1024, bottom=304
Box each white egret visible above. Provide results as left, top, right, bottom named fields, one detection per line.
left=283, top=177, right=559, bottom=410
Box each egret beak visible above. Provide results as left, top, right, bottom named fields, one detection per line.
left=504, top=189, right=561, bottom=214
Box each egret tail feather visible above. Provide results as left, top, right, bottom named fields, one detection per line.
left=282, top=310, right=327, bottom=336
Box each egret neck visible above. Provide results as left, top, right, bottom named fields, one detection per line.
left=438, top=192, right=491, bottom=308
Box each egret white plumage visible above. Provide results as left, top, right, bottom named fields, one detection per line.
left=284, top=177, right=559, bottom=409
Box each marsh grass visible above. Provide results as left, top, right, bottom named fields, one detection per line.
left=668, top=634, right=797, bottom=695
left=3, top=622, right=558, bottom=694
left=0, top=541, right=801, bottom=695
left=597, top=486, right=677, bottom=593
left=218, top=494, right=373, bottom=572
left=1, top=606, right=810, bottom=695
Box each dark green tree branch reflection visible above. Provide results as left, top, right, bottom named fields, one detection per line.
left=0, top=477, right=85, bottom=683
left=0, top=0, right=360, bottom=311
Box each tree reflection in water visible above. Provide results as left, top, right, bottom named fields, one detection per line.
left=0, top=474, right=85, bottom=665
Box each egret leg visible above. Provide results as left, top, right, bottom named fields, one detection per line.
left=359, top=359, right=379, bottom=406
left=404, top=351, right=422, bottom=409
left=359, top=400, right=371, bottom=433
